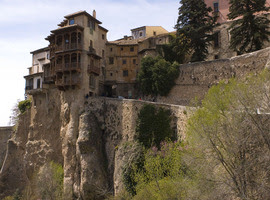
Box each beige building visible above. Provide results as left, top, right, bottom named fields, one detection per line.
left=44, top=10, right=108, bottom=96
left=105, top=27, right=170, bottom=98
left=24, top=47, right=50, bottom=96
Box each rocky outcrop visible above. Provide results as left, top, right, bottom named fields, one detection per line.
left=0, top=126, right=12, bottom=169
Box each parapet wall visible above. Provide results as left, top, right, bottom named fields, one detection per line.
left=0, top=127, right=12, bottom=168
left=158, top=47, right=270, bottom=105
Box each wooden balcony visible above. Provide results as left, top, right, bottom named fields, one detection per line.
left=55, top=43, right=82, bottom=52
left=43, top=76, right=54, bottom=84
left=55, top=63, right=81, bottom=73
left=55, top=78, right=80, bottom=87
left=88, top=65, right=100, bottom=75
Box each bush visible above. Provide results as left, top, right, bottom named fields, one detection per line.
left=18, top=100, right=31, bottom=114
left=136, top=104, right=175, bottom=149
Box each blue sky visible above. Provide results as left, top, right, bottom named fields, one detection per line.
left=0, top=0, right=179, bottom=126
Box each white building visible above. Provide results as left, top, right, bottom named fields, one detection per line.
left=24, top=47, right=50, bottom=95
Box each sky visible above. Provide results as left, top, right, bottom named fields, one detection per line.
left=0, top=0, right=179, bottom=126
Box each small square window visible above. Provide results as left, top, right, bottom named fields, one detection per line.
left=153, top=31, right=156, bottom=36
left=122, top=59, right=126, bottom=64
left=69, top=18, right=75, bottom=25
left=110, top=73, right=113, bottom=76
left=121, top=47, right=124, bottom=51
left=130, top=47, right=134, bottom=52
left=109, top=57, right=114, bottom=65
left=133, top=59, right=136, bottom=64
left=214, top=2, right=219, bottom=13
left=123, top=70, right=128, bottom=77
left=139, top=32, right=143, bottom=37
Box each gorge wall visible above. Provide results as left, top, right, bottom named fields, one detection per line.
left=1, top=47, right=270, bottom=199
left=0, top=94, right=191, bottom=199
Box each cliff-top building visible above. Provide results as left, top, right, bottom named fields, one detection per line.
left=44, top=10, right=108, bottom=96
left=24, top=47, right=50, bottom=96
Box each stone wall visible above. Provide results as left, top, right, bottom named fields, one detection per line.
left=0, top=127, right=12, bottom=168
left=85, top=97, right=192, bottom=194
left=157, top=47, right=270, bottom=105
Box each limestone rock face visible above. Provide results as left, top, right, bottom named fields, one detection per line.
left=0, top=93, right=190, bottom=199
left=75, top=111, right=108, bottom=199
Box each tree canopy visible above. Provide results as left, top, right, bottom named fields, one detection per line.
left=175, top=0, right=216, bottom=62
left=138, top=56, right=179, bottom=97
left=187, top=70, right=270, bottom=199
left=228, top=0, right=270, bottom=54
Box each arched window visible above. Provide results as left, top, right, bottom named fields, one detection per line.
left=56, top=56, right=62, bottom=64
left=78, top=32, right=82, bottom=44
left=71, top=32, right=77, bottom=43
left=56, top=36, right=62, bottom=46
left=64, top=54, right=70, bottom=68
left=64, top=34, right=70, bottom=44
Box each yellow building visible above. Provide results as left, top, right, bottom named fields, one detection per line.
left=105, top=27, right=171, bottom=98
left=44, top=10, right=108, bottom=96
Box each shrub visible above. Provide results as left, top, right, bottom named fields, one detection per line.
left=18, top=100, right=31, bottom=114
left=136, top=104, right=175, bottom=149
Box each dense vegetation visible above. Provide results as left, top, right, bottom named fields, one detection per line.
left=115, top=70, right=270, bottom=200
left=228, top=0, right=270, bottom=54
left=138, top=56, right=179, bottom=97
left=175, top=0, right=216, bottom=62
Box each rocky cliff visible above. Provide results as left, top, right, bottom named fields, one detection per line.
left=0, top=91, right=190, bottom=199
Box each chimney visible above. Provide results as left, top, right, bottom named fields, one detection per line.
left=93, top=10, right=96, bottom=18
left=124, top=35, right=128, bottom=40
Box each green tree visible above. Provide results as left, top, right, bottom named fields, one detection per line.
left=187, top=70, right=270, bottom=199
left=138, top=56, right=179, bottom=97
left=175, top=0, right=216, bottom=62
left=156, top=34, right=186, bottom=64
left=136, top=104, right=175, bottom=149
left=228, top=0, right=270, bottom=54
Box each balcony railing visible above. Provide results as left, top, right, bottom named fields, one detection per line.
left=55, top=63, right=81, bottom=72
left=56, top=79, right=80, bottom=86
left=25, top=85, right=33, bottom=90
left=88, top=65, right=100, bottom=75
left=43, top=76, right=54, bottom=83
left=55, top=43, right=82, bottom=52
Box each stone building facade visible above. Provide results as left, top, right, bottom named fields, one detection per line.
left=105, top=27, right=172, bottom=98
left=24, top=47, right=50, bottom=96
left=44, top=10, right=108, bottom=96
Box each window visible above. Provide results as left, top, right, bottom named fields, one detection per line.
left=121, top=47, right=123, bottom=51
left=213, top=2, right=219, bottom=13
left=69, top=18, right=74, bottom=25
left=123, top=70, right=128, bottom=77
left=37, top=79, right=41, bottom=88
left=122, top=59, right=127, bottom=64
left=110, top=73, right=113, bottom=76
left=110, top=48, right=113, bottom=52
left=139, top=32, right=143, bottom=37
left=109, top=57, right=114, bottom=65
left=102, top=34, right=105, bottom=40
left=215, top=55, right=219, bottom=59
left=88, top=19, right=95, bottom=30
left=133, top=59, right=136, bottom=64
left=102, top=50, right=105, bottom=58
left=213, top=31, right=220, bottom=48
left=153, top=31, right=156, bottom=36
left=89, top=75, right=95, bottom=88
left=130, top=47, right=134, bottom=52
